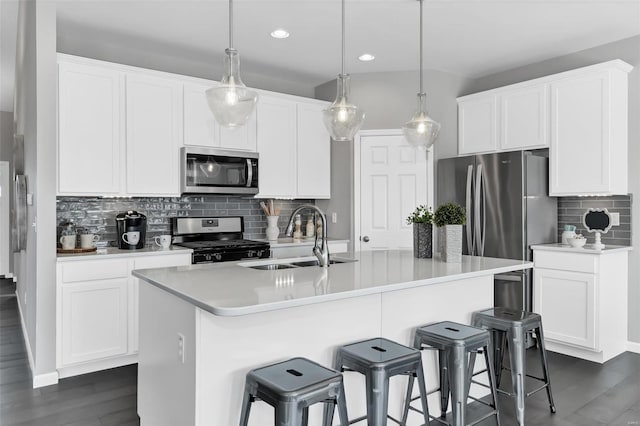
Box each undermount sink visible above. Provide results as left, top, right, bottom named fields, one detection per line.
left=245, top=258, right=357, bottom=270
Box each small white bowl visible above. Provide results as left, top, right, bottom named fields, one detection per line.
left=567, top=237, right=586, bottom=248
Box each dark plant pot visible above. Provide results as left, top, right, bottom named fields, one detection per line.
left=413, top=223, right=433, bottom=258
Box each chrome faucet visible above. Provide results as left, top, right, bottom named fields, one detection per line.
left=285, top=204, right=330, bottom=267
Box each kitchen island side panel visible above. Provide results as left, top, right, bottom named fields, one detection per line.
left=193, top=275, right=493, bottom=426
left=138, top=282, right=196, bottom=426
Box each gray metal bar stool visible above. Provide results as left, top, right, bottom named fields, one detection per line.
left=239, top=357, right=349, bottom=426
left=322, top=337, right=430, bottom=426
left=402, top=321, right=500, bottom=426
left=471, top=308, right=556, bottom=426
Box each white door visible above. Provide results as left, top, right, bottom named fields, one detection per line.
left=358, top=131, right=432, bottom=251
left=0, top=162, right=8, bottom=276
left=125, top=72, right=182, bottom=196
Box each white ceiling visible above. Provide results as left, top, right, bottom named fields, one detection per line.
left=2, top=0, right=640, bottom=112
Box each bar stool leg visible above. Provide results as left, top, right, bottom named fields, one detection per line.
left=493, top=330, right=506, bottom=387
left=415, top=359, right=431, bottom=426
left=365, top=370, right=390, bottom=426
left=302, top=406, right=309, bottom=426
left=507, top=326, right=527, bottom=426
left=535, top=325, right=556, bottom=413
left=323, top=352, right=344, bottom=426
left=239, top=387, right=252, bottom=426
left=336, top=382, right=350, bottom=426
left=448, top=345, right=469, bottom=426
left=483, top=343, right=501, bottom=426
left=439, top=349, right=450, bottom=418
left=275, top=401, right=304, bottom=426
left=401, top=373, right=415, bottom=425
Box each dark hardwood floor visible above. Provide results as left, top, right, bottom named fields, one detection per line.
left=1, top=276, right=639, bottom=425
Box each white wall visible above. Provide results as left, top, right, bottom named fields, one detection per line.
left=462, top=35, right=640, bottom=344
left=14, top=0, right=58, bottom=384
left=315, top=70, right=470, bottom=244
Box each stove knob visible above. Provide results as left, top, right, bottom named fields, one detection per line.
left=257, top=250, right=264, bottom=258
left=247, top=251, right=254, bottom=258
left=214, top=253, right=222, bottom=261
left=205, top=254, right=211, bottom=261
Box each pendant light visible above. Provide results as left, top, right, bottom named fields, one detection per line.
left=322, top=0, right=365, bottom=142
left=206, top=0, right=258, bottom=128
left=403, top=0, right=440, bottom=150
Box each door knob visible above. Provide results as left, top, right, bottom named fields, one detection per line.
left=362, top=236, right=370, bottom=242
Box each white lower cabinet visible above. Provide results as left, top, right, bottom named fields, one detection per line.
left=532, top=246, right=629, bottom=363
left=57, top=252, right=191, bottom=377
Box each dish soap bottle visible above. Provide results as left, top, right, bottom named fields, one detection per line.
left=306, top=217, right=315, bottom=239
left=293, top=215, right=303, bottom=240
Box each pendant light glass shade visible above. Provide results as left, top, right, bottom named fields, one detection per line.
left=403, top=0, right=440, bottom=150
left=322, top=74, right=365, bottom=142
left=206, top=48, right=258, bottom=128
left=323, top=0, right=364, bottom=141
left=403, top=93, right=440, bottom=150
left=206, top=0, right=258, bottom=128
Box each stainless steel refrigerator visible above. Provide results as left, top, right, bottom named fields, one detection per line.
left=437, top=150, right=557, bottom=312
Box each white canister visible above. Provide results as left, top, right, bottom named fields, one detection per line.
left=561, top=225, right=576, bottom=245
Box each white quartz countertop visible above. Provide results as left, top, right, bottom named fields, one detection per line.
left=56, top=246, right=193, bottom=262
left=531, top=243, right=632, bottom=254
left=263, top=237, right=349, bottom=247
left=132, top=250, right=532, bottom=317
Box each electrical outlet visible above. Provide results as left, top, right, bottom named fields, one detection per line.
left=331, top=212, right=338, bottom=224
left=611, top=212, right=620, bottom=226
left=177, top=333, right=185, bottom=363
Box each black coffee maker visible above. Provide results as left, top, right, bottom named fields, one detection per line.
left=115, top=210, right=147, bottom=250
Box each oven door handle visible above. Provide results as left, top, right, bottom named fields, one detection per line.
left=246, top=159, right=253, bottom=187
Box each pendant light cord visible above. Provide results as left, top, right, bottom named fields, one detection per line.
left=229, top=0, right=234, bottom=49
left=341, top=0, right=346, bottom=76
left=419, top=0, right=424, bottom=94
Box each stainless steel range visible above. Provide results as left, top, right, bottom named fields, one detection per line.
left=171, top=216, right=270, bottom=264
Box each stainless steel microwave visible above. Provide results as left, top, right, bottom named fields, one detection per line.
left=180, top=147, right=259, bottom=194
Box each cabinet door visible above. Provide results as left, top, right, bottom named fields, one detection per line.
left=256, top=95, right=297, bottom=198
left=58, top=61, right=123, bottom=195
left=126, top=73, right=182, bottom=196
left=60, top=279, right=129, bottom=365
left=218, top=110, right=258, bottom=152
left=458, top=96, right=498, bottom=155
left=296, top=102, right=331, bottom=198
left=550, top=71, right=611, bottom=196
left=533, top=268, right=597, bottom=350
left=500, top=84, right=549, bottom=151
left=183, top=82, right=219, bottom=148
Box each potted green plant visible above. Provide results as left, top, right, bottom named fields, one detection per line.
left=434, top=202, right=466, bottom=263
left=406, top=205, right=433, bottom=258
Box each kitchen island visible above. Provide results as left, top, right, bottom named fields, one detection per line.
left=133, top=250, right=531, bottom=426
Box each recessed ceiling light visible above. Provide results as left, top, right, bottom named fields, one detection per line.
left=358, top=54, right=375, bottom=62
left=270, top=29, right=290, bottom=39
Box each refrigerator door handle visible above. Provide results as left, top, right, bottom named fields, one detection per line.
left=465, top=164, right=474, bottom=255
left=475, top=164, right=486, bottom=256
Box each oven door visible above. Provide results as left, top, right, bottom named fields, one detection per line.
left=181, top=147, right=259, bottom=194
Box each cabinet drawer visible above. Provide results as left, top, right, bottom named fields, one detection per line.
left=534, top=251, right=598, bottom=274
left=61, top=259, right=129, bottom=283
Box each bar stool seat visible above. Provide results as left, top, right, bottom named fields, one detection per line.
left=323, top=337, right=430, bottom=426
left=471, top=308, right=556, bottom=426
left=403, top=321, right=500, bottom=426
left=239, top=357, right=349, bottom=426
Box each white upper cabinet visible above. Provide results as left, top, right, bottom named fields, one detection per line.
left=550, top=64, right=630, bottom=196
left=296, top=102, right=331, bottom=198
left=125, top=72, right=182, bottom=196
left=218, top=110, right=257, bottom=152
left=500, top=84, right=549, bottom=151
left=183, top=82, right=219, bottom=148
left=58, top=61, right=124, bottom=195
left=457, top=96, right=498, bottom=155
left=457, top=60, right=631, bottom=197
left=256, top=95, right=297, bottom=198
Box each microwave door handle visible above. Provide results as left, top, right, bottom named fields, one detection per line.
left=246, top=159, right=253, bottom=187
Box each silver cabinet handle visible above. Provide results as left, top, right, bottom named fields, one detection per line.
left=362, top=236, right=370, bottom=242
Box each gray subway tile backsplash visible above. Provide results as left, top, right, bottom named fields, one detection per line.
left=557, top=195, right=632, bottom=246
left=57, top=195, right=314, bottom=247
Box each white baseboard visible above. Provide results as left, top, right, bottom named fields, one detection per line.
left=15, top=290, right=59, bottom=389
left=627, top=341, right=640, bottom=354
left=57, top=354, right=138, bottom=379
left=33, top=371, right=59, bottom=388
